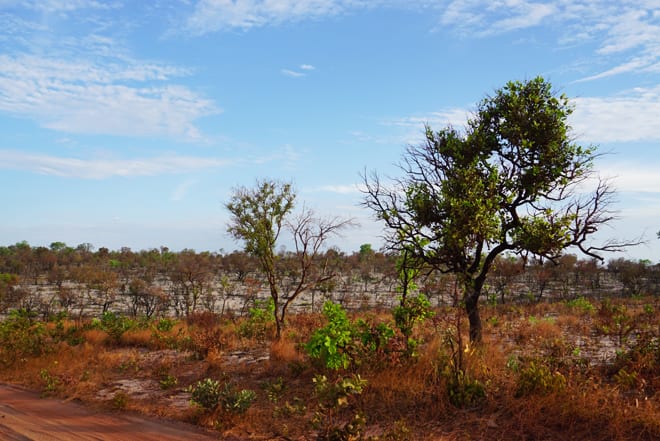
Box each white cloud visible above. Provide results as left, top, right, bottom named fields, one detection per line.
left=387, top=109, right=470, bottom=130
left=171, top=179, right=199, bottom=201
left=571, top=86, right=660, bottom=143
left=307, top=184, right=361, bottom=195
left=23, top=0, right=119, bottom=13
left=0, top=150, right=234, bottom=179
left=439, top=1, right=660, bottom=82
left=597, top=163, right=660, bottom=194
left=441, top=0, right=557, bottom=36
left=0, top=54, right=217, bottom=139
left=185, top=0, right=372, bottom=34
left=281, top=68, right=306, bottom=77
left=281, top=63, right=316, bottom=77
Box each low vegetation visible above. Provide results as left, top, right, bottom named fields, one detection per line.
left=0, top=295, right=657, bottom=440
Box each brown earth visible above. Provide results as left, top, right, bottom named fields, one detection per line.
left=0, top=383, right=218, bottom=441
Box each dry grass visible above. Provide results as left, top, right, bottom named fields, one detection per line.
left=0, top=297, right=658, bottom=440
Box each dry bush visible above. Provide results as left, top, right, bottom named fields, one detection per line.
left=270, top=337, right=302, bottom=364
left=186, top=311, right=220, bottom=328
left=515, top=316, right=562, bottom=344
left=82, top=328, right=109, bottom=346
left=119, top=328, right=154, bottom=348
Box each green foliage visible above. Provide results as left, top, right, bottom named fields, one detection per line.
left=155, top=317, right=176, bottom=332
left=393, top=294, right=434, bottom=356
left=515, top=361, right=566, bottom=397
left=189, top=378, right=256, bottom=414
left=112, top=391, right=129, bottom=409
left=364, top=77, right=616, bottom=343
left=613, top=368, right=639, bottom=390
left=305, top=302, right=400, bottom=370
left=262, top=376, right=285, bottom=403
left=445, top=368, right=485, bottom=408
left=223, top=387, right=257, bottom=414
left=88, top=311, right=145, bottom=343
left=435, top=324, right=485, bottom=407
left=0, top=309, right=47, bottom=363
left=39, top=368, right=61, bottom=394
left=226, top=179, right=295, bottom=261
left=596, top=300, right=636, bottom=346
left=306, top=302, right=356, bottom=370
left=312, top=374, right=367, bottom=441
left=238, top=298, right=275, bottom=340
left=190, top=378, right=222, bottom=409
left=159, top=374, right=178, bottom=390
left=566, top=296, right=595, bottom=314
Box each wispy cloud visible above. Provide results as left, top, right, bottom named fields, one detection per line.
left=171, top=179, right=199, bottom=201
left=184, top=0, right=373, bottom=34
left=0, top=4, right=218, bottom=140
left=306, top=184, right=361, bottom=195
left=571, top=86, right=660, bottom=143
left=386, top=109, right=470, bottom=130
left=281, top=68, right=306, bottom=78
left=22, top=0, right=120, bottom=14
left=597, top=162, right=660, bottom=194
left=0, top=54, right=217, bottom=139
left=441, top=0, right=556, bottom=36
left=439, top=1, right=660, bottom=82
left=0, top=150, right=234, bottom=179
left=281, top=64, right=316, bottom=77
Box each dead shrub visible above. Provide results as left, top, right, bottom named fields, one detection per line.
left=270, top=337, right=302, bottom=364
left=119, top=328, right=154, bottom=348
left=82, top=329, right=109, bottom=346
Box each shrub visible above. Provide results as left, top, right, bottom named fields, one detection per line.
left=222, top=387, right=256, bottom=414
left=306, top=302, right=356, bottom=370
left=566, top=297, right=595, bottom=314
left=190, top=378, right=222, bottom=409
left=515, top=361, right=566, bottom=397
left=189, top=378, right=256, bottom=414
left=393, top=294, right=434, bottom=355
left=0, top=309, right=48, bottom=363
left=312, top=374, right=368, bottom=441
left=238, top=298, right=275, bottom=341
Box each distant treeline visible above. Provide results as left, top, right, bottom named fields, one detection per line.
left=0, top=241, right=658, bottom=320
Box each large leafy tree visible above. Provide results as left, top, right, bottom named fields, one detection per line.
left=226, top=179, right=352, bottom=339
left=364, top=77, right=632, bottom=343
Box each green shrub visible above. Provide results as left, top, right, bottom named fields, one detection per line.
left=445, top=369, right=485, bottom=408
left=515, top=361, right=566, bottom=397
left=238, top=298, right=275, bottom=341
left=222, top=387, right=256, bottom=414
left=393, top=294, right=434, bottom=356
left=306, top=302, right=356, bottom=370
left=189, top=378, right=256, bottom=414
left=0, top=309, right=48, bottom=363
left=566, top=297, right=595, bottom=314
left=159, top=374, right=178, bottom=390
left=190, top=378, right=222, bottom=409
left=155, top=317, right=176, bottom=332
left=312, top=374, right=368, bottom=440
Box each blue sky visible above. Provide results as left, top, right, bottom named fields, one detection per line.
left=0, top=0, right=658, bottom=262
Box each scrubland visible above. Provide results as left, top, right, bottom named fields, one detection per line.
left=0, top=295, right=657, bottom=440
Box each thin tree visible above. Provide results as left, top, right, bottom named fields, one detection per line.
left=363, top=77, right=637, bottom=343
left=226, top=179, right=352, bottom=339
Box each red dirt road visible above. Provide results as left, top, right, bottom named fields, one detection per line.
left=0, top=384, right=218, bottom=441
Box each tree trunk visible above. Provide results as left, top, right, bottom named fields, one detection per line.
left=464, top=290, right=482, bottom=344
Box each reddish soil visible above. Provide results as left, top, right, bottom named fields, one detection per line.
left=0, top=383, right=217, bottom=441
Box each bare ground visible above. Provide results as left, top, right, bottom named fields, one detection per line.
left=0, top=383, right=218, bottom=441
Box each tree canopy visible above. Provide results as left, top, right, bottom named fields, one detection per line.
left=363, top=77, right=631, bottom=342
